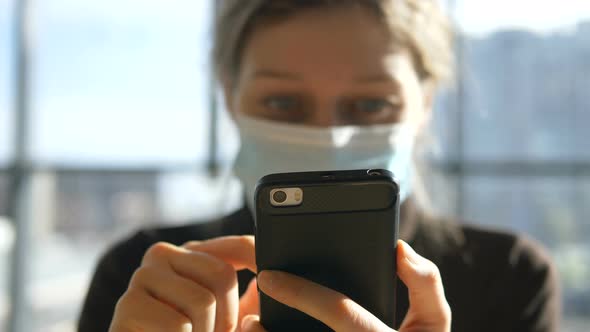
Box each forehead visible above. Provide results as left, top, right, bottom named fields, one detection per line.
left=239, top=6, right=413, bottom=82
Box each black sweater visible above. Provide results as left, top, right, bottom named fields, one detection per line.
left=78, top=200, right=560, bottom=331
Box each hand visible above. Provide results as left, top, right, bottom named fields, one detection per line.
left=241, top=240, right=451, bottom=332
left=109, top=236, right=259, bottom=332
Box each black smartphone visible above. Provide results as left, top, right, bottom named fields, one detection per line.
left=254, top=169, right=399, bottom=331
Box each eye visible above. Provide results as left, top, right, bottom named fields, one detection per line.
left=341, top=97, right=403, bottom=125
left=258, top=95, right=306, bottom=123
left=262, top=95, right=301, bottom=113
left=353, top=98, right=396, bottom=114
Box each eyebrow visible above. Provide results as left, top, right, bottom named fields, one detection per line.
left=353, top=74, right=399, bottom=84
left=253, top=69, right=303, bottom=80
left=252, top=69, right=401, bottom=86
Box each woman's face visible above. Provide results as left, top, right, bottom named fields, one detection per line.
left=226, top=6, right=432, bottom=128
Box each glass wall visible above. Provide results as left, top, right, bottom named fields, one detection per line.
left=434, top=1, right=590, bottom=329
left=1, top=0, right=589, bottom=331
left=0, top=0, right=13, bottom=165
left=0, top=0, right=14, bottom=328
left=0, top=1, right=236, bottom=331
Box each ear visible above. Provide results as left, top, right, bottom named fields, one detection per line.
left=422, top=79, right=436, bottom=112
left=419, top=79, right=436, bottom=129
left=222, top=74, right=236, bottom=118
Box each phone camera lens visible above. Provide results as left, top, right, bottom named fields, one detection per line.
left=367, top=170, right=381, bottom=176
left=272, top=190, right=287, bottom=203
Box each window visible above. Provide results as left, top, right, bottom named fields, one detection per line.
left=2, top=1, right=228, bottom=331
left=0, top=0, right=14, bottom=328
left=2, top=0, right=589, bottom=331
left=32, top=0, right=213, bottom=165
left=434, top=1, right=590, bottom=329
left=0, top=0, right=13, bottom=166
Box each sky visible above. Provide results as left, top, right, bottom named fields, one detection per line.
left=0, top=0, right=215, bottom=166
left=1, top=0, right=590, bottom=166
left=453, top=0, right=590, bottom=36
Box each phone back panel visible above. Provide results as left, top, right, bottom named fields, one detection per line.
left=255, top=170, right=399, bottom=331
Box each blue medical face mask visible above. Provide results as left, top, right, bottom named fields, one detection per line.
left=232, top=113, right=416, bottom=211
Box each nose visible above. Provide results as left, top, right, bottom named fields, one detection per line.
left=304, top=102, right=340, bottom=127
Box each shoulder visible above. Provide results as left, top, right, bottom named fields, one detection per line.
left=458, top=224, right=556, bottom=282
left=461, top=224, right=550, bottom=263
left=417, top=214, right=555, bottom=276
left=427, top=220, right=558, bottom=288
left=460, top=224, right=559, bottom=304
left=424, top=221, right=560, bottom=331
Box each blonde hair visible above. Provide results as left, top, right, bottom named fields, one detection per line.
left=213, top=0, right=454, bottom=86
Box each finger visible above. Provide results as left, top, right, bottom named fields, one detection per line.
left=240, top=315, right=267, bottom=332
left=130, top=265, right=216, bottom=332
left=257, top=271, right=390, bottom=332
left=396, top=240, right=451, bottom=330
left=183, top=235, right=256, bottom=272
left=111, top=288, right=193, bottom=332
left=238, top=278, right=260, bottom=323
left=184, top=236, right=257, bottom=332
left=142, top=242, right=240, bottom=332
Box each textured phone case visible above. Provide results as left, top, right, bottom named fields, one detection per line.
left=255, top=171, right=399, bottom=332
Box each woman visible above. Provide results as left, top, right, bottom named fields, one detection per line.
left=78, top=1, right=560, bottom=331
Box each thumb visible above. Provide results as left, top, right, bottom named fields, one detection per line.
left=238, top=278, right=260, bottom=323
left=240, top=315, right=266, bottom=332
left=396, top=240, right=451, bottom=331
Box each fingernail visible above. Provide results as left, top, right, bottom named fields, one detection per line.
left=400, top=240, right=422, bottom=265
left=400, top=240, right=433, bottom=277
